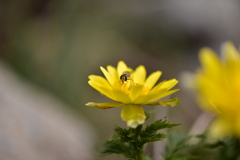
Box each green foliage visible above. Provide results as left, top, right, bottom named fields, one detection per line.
left=162, top=132, right=220, bottom=160
left=139, top=119, right=181, bottom=145
left=162, top=132, right=240, bottom=160
left=191, top=135, right=240, bottom=160
left=162, top=132, right=195, bottom=160
left=100, top=118, right=240, bottom=160
left=101, top=140, right=136, bottom=159
left=214, top=137, right=240, bottom=160
left=100, top=119, right=181, bottom=160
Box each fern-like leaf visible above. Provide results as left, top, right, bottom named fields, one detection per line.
left=100, top=140, right=135, bottom=159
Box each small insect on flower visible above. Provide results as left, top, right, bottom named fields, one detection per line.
left=120, top=71, right=133, bottom=85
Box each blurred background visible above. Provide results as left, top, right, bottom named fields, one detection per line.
left=1, top=0, right=240, bottom=160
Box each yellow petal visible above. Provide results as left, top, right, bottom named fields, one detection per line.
left=106, top=65, right=124, bottom=89
left=107, top=65, right=118, bottom=80
left=86, top=102, right=123, bottom=109
left=113, top=89, right=132, bottom=103
left=151, top=79, right=178, bottom=94
left=221, top=41, right=239, bottom=63
left=100, top=66, right=115, bottom=86
left=208, top=117, right=232, bottom=139
left=88, top=81, right=117, bottom=101
left=146, top=80, right=166, bottom=94
left=221, top=42, right=240, bottom=81
left=196, top=93, right=222, bottom=114
left=144, top=97, right=180, bottom=107
left=148, top=89, right=180, bottom=102
left=88, top=75, right=112, bottom=90
left=159, top=79, right=178, bottom=90
left=144, top=71, right=162, bottom=90
left=133, top=88, right=168, bottom=104
left=134, top=80, right=179, bottom=103
left=132, top=65, right=146, bottom=84
left=199, top=48, right=221, bottom=74
left=129, top=84, right=145, bottom=102
left=121, top=104, right=146, bottom=128
left=117, top=61, right=130, bottom=76
left=143, top=79, right=179, bottom=102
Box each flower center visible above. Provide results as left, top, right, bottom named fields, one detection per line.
left=120, top=80, right=134, bottom=91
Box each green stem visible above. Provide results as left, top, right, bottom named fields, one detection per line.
left=133, top=145, right=144, bottom=160
left=130, top=127, right=145, bottom=160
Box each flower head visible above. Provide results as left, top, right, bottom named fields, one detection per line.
left=194, top=41, right=240, bottom=138
left=86, top=61, right=180, bottom=128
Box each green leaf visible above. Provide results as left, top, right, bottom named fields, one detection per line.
left=215, top=137, right=240, bottom=160
left=141, top=119, right=181, bottom=137
left=162, top=132, right=195, bottom=160
left=112, top=125, right=132, bottom=143
left=142, top=133, right=167, bottom=143
left=100, top=118, right=181, bottom=160
left=100, top=140, right=135, bottom=159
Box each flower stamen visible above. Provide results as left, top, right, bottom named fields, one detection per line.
left=120, top=79, right=135, bottom=91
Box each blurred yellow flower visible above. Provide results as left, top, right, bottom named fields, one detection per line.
left=86, top=61, right=180, bottom=128
left=194, top=41, right=240, bottom=138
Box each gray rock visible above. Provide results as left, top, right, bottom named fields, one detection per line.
left=0, top=61, right=95, bottom=160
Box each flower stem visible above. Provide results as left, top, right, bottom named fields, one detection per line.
left=134, top=145, right=144, bottom=160
left=130, top=127, right=145, bottom=160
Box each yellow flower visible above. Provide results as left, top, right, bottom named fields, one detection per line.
left=86, top=61, right=180, bottom=128
left=194, top=41, right=240, bottom=138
